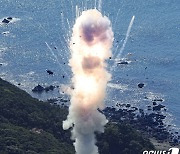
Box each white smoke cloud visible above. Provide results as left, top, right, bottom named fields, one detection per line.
left=63, top=9, right=114, bottom=154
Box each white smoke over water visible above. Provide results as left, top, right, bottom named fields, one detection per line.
left=63, top=9, right=114, bottom=154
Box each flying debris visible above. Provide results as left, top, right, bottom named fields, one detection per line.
left=46, top=69, right=54, bottom=75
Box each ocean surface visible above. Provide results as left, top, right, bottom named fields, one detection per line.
left=0, top=0, right=180, bottom=131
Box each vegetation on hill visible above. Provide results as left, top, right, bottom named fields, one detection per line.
left=0, top=78, right=154, bottom=153
left=97, top=123, right=154, bottom=154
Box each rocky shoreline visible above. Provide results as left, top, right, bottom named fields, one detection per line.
left=48, top=97, right=180, bottom=148
left=103, top=103, right=180, bottom=148
left=32, top=84, right=180, bottom=148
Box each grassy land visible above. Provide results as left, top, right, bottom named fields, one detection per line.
left=0, top=78, right=154, bottom=154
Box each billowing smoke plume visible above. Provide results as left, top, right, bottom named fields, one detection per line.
left=63, top=9, right=114, bottom=154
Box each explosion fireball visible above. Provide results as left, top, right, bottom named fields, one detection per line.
left=63, top=9, right=114, bottom=154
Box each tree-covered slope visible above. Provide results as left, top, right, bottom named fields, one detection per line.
left=0, top=78, right=154, bottom=154
left=0, top=78, right=74, bottom=154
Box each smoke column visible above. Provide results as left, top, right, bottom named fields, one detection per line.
left=63, top=9, right=114, bottom=154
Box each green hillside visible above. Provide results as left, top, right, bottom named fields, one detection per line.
left=0, top=78, right=154, bottom=154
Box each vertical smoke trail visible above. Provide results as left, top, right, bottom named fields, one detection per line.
left=63, top=9, right=114, bottom=154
